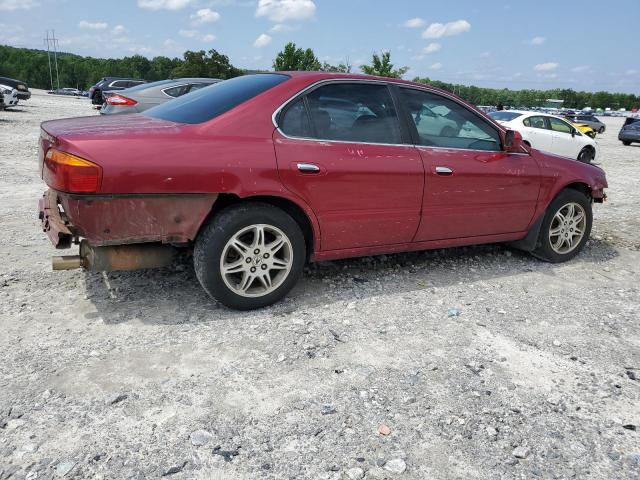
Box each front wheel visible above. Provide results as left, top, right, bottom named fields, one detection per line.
left=598, top=126, right=605, bottom=134
left=533, top=189, right=592, bottom=263
left=577, top=147, right=594, bottom=164
left=194, top=203, right=306, bottom=310
left=622, top=141, right=631, bottom=146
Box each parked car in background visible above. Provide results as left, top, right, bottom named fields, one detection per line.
left=619, top=117, right=640, bottom=145
left=489, top=110, right=599, bottom=163
left=38, top=72, right=608, bottom=310
left=0, top=76, right=31, bottom=101
left=0, top=91, right=5, bottom=110
left=571, top=122, right=596, bottom=139
left=0, top=83, right=19, bottom=108
left=563, top=114, right=606, bottom=133
left=100, top=78, right=221, bottom=115
left=88, top=77, right=146, bottom=105
left=49, top=88, right=85, bottom=97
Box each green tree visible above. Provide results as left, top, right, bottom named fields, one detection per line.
left=273, top=42, right=321, bottom=71
left=360, top=51, right=408, bottom=78
left=171, top=49, right=242, bottom=79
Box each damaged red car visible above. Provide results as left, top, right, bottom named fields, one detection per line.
left=38, top=72, right=608, bottom=310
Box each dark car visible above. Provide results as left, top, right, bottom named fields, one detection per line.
left=0, top=76, right=31, bottom=100
left=88, top=77, right=146, bottom=105
left=100, top=78, right=220, bottom=115
left=619, top=117, right=640, bottom=145
left=0, top=91, right=4, bottom=110
left=38, top=72, right=609, bottom=310
left=564, top=114, right=606, bottom=133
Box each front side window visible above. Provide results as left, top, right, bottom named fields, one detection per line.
left=400, top=88, right=500, bottom=151
left=303, top=83, right=401, bottom=144
left=145, top=73, right=289, bottom=124
left=549, top=117, right=573, bottom=134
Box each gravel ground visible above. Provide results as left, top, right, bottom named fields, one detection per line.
left=1, top=91, right=639, bottom=480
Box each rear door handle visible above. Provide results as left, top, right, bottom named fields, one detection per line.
left=297, top=163, right=321, bottom=173
left=435, top=166, right=453, bottom=175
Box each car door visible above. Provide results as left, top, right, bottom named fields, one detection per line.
left=397, top=87, right=540, bottom=241
left=548, top=117, right=579, bottom=158
left=522, top=115, right=554, bottom=152
left=273, top=81, right=424, bottom=251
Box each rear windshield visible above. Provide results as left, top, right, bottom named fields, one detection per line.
left=125, top=79, right=175, bottom=93
left=144, top=73, right=290, bottom=124
left=488, top=111, right=523, bottom=121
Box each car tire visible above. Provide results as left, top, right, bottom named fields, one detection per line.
left=622, top=141, right=631, bottom=146
left=577, top=147, right=594, bottom=164
left=194, top=202, right=306, bottom=310
left=598, top=126, right=605, bottom=134
left=532, top=189, right=592, bottom=263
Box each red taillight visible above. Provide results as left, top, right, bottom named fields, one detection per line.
left=43, top=149, right=102, bottom=193
left=105, top=94, right=137, bottom=106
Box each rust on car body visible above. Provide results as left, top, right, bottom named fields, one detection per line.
left=42, top=189, right=218, bottom=247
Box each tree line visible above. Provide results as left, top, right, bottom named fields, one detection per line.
left=1, top=43, right=637, bottom=109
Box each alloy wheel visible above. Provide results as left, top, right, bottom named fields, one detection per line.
left=548, top=202, right=587, bottom=254
left=219, top=224, right=293, bottom=298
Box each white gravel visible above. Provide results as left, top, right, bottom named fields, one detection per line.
left=1, top=90, right=639, bottom=479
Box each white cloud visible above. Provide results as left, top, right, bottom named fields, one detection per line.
left=627, top=69, right=638, bottom=75
left=571, top=65, right=590, bottom=73
left=179, top=29, right=198, bottom=38
left=534, top=62, right=559, bottom=71
left=430, top=62, right=443, bottom=70
left=0, top=0, right=38, bottom=10
left=112, top=25, right=126, bottom=35
left=253, top=33, right=272, bottom=47
left=78, top=20, right=108, bottom=30
left=480, top=51, right=491, bottom=58
left=423, top=42, right=441, bottom=54
left=202, top=34, right=216, bottom=42
left=256, top=0, right=316, bottom=22
left=190, top=8, right=221, bottom=25
left=269, top=23, right=297, bottom=33
left=403, top=17, right=425, bottom=28
left=163, top=38, right=178, bottom=47
left=422, top=20, right=470, bottom=39
left=530, top=36, right=546, bottom=45
left=137, top=0, right=193, bottom=10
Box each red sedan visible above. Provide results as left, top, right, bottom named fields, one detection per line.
left=38, top=72, right=608, bottom=309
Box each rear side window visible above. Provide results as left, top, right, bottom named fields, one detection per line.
left=163, top=84, right=190, bottom=97
left=145, top=74, right=289, bottom=124
left=286, top=83, right=401, bottom=144
left=280, top=98, right=312, bottom=138
left=523, top=116, right=548, bottom=129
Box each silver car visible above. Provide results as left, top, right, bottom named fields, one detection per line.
left=100, top=78, right=220, bottom=115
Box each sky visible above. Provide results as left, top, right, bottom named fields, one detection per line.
left=1, top=0, right=638, bottom=93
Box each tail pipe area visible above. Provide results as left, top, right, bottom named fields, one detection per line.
left=52, top=241, right=175, bottom=272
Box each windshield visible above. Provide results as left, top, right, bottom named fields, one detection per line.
left=488, top=111, right=523, bottom=121
left=144, top=74, right=290, bottom=124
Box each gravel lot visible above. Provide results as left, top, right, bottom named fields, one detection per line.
left=1, top=91, right=639, bottom=480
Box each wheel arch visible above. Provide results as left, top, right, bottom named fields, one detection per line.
left=199, top=192, right=320, bottom=258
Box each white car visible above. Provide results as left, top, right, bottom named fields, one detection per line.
left=0, top=84, right=19, bottom=109
left=488, top=110, right=599, bottom=163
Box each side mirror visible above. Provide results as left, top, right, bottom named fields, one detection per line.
left=505, top=129, right=527, bottom=153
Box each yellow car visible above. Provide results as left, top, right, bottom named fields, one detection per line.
left=570, top=121, right=596, bottom=139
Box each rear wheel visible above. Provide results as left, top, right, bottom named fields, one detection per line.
left=622, top=141, right=631, bottom=146
left=577, top=147, right=594, bottom=164
left=194, top=203, right=306, bottom=310
left=532, top=189, right=592, bottom=263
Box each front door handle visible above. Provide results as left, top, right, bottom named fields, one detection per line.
left=297, top=163, right=321, bottom=173
left=435, top=166, right=453, bottom=175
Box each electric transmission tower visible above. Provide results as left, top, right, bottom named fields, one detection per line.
left=43, top=30, right=61, bottom=91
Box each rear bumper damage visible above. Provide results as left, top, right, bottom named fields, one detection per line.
left=38, top=188, right=217, bottom=271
